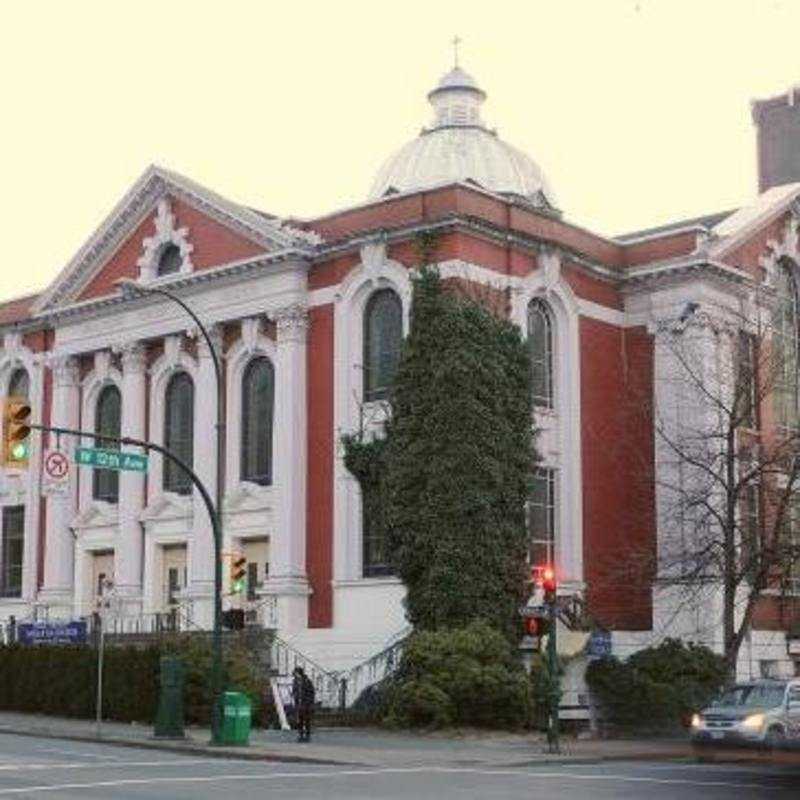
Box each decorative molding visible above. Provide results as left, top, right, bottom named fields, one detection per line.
left=118, top=342, right=147, bottom=374
left=273, top=304, right=309, bottom=343
left=93, top=350, right=112, bottom=383
left=49, top=354, right=80, bottom=388
left=240, top=317, right=262, bottom=355
left=360, top=241, right=388, bottom=286
left=539, top=246, right=561, bottom=291
left=137, top=198, right=194, bottom=281
left=162, top=335, right=183, bottom=371
left=759, top=215, right=800, bottom=287
left=192, top=324, right=223, bottom=360
left=2, top=332, right=22, bottom=354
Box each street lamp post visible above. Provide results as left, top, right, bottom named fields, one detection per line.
left=116, top=278, right=225, bottom=744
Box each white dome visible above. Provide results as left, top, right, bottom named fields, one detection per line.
left=369, top=67, right=557, bottom=209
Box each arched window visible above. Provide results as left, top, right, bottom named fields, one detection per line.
left=163, top=372, right=194, bottom=494
left=773, top=259, right=800, bottom=430
left=157, top=243, right=182, bottom=276
left=528, top=299, right=554, bottom=408
left=363, top=289, right=403, bottom=401
left=241, top=357, right=274, bottom=485
left=93, top=385, right=121, bottom=503
left=7, top=368, right=29, bottom=401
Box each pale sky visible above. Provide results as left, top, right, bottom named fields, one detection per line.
left=2, top=0, right=798, bottom=299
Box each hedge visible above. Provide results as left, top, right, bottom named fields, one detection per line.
left=0, top=636, right=267, bottom=725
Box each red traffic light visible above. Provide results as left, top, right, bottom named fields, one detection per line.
left=541, top=565, right=556, bottom=594
left=524, top=617, right=540, bottom=637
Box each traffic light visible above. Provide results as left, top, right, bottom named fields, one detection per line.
left=2, top=397, right=31, bottom=467
left=230, top=555, right=247, bottom=594
left=523, top=615, right=551, bottom=639
left=542, top=565, right=557, bottom=606
left=524, top=617, right=540, bottom=637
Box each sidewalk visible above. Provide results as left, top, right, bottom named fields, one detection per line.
left=0, top=711, right=693, bottom=767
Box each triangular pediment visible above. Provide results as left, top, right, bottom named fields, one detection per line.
left=34, top=165, right=320, bottom=314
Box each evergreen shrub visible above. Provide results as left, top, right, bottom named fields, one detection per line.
left=585, top=638, right=727, bottom=730
left=383, top=621, right=531, bottom=729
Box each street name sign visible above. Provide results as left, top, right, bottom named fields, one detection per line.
left=75, top=447, right=148, bottom=472
left=18, top=620, right=87, bottom=646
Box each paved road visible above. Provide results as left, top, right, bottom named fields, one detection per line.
left=0, top=733, right=797, bottom=798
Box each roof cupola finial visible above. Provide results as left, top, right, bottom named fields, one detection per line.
left=452, top=35, right=461, bottom=68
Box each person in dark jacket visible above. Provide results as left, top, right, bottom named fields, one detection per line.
left=291, top=667, right=315, bottom=742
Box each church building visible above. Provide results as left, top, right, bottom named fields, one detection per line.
left=1, top=64, right=799, bottom=690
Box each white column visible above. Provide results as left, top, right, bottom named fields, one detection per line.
left=267, top=304, right=310, bottom=631
left=116, top=343, right=147, bottom=617
left=40, top=355, right=80, bottom=618
left=21, top=355, right=44, bottom=602
left=188, top=328, right=220, bottom=629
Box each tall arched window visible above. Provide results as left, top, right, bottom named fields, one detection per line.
left=163, top=372, right=194, bottom=494
left=7, top=368, right=29, bottom=401
left=363, top=289, right=403, bottom=402
left=528, top=299, right=554, bottom=408
left=241, top=357, right=274, bottom=485
left=93, top=385, right=121, bottom=503
left=773, top=258, right=800, bottom=430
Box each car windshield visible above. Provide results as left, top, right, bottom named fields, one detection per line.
left=712, top=684, right=786, bottom=709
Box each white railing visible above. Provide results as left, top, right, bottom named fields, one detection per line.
left=268, top=635, right=342, bottom=708
left=335, top=628, right=409, bottom=707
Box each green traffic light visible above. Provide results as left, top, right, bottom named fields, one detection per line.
left=232, top=579, right=246, bottom=593
left=10, top=442, right=28, bottom=460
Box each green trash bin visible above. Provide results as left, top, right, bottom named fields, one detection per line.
left=154, top=656, right=185, bottom=739
left=221, top=691, right=252, bottom=746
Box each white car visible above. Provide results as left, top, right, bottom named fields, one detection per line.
left=691, top=680, right=800, bottom=750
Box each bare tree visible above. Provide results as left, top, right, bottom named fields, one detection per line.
left=648, top=287, right=800, bottom=679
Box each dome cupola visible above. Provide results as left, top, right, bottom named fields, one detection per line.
left=369, top=64, right=557, bottom=211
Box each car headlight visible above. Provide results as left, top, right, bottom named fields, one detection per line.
left=740, top=713, right=765, bottom=730
left=691, top=713, right=703, bottom=728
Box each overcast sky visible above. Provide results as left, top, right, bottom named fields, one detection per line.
left=2, top=0, right=798, bottom=299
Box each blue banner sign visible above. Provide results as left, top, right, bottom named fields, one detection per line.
left=587, top=629, right=612, bottom=659
left=17, top=621, right=87, bottom=646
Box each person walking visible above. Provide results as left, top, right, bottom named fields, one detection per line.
left=291, top=666, right=315, bottom=742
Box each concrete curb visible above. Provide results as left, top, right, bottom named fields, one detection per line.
left=0, top=724, right=701, bottom=768
left=0, top=726, right=356, bottom=766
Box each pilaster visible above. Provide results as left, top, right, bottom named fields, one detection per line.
left=187, top=327, right=221, bottom=628
left=39, top=354, right=80, bottom=617
left=116, top=343, right=147, bottom=615
left=266, top=304, right=310, bottom=630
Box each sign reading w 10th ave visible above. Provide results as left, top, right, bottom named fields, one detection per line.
left=75, top=447, right=148, bottom=472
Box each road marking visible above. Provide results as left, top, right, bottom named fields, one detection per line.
left=0, top=765, right=787, bottom=795
left=33, top=747, right=124, bottom=760
left=0, top=759, right=220, bottom=772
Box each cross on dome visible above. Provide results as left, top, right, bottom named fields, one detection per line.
left=452, top=35, right=461, bottom=68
